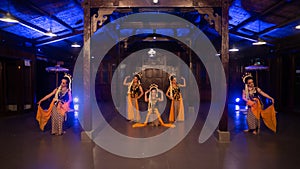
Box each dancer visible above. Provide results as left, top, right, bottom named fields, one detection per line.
left=36, top=74, right=72, bottom=135
left=123, top=73, right=144, bottom=122
left=242, top=73, right=276, bottom=134
left=133, top=84, right=175, bottom=128
left=166, top=75, right=186, bottom=122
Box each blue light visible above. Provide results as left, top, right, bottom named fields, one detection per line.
left=235, top=105, right=240, bottom=110
left=235, top=98, right=240, bottom=103
left=73, top=97, right=79, bottom=103
left=74, top=111, right=78, bottom=119
left=74, top=104, right=79, bottom=111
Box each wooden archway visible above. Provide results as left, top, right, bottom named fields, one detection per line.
left=81, top=0, right=230, bottom=142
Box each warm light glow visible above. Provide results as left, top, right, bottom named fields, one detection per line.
left=153, top=0, right=159, bottom=4
left=296, top=25, right=300, bottom=29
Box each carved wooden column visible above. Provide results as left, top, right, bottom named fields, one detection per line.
left=196, top=1, right=230, bottom=142
left=91, top=8, right=116, bottom=34
left=82, top=0, right=92, bottom=135
left=82, top=2, right=116, bottom=139
left=218, top=0, right=230, bottom=142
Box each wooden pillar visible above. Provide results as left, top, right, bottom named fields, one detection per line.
left=287, top=54, right=295, bottom=110
left=0, top=61, right=4, bottom=112
left=82, top=0, right=92, bottom=133
left=218, top=0, right=230, bottom=142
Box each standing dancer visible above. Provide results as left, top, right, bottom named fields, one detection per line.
left=166, top=75, right=186, bottom=122
left=123, top=73, right=144, bottom=122
left=242, top=73, right=276, bottom=134
left=36, top=74, right=72, bottom=135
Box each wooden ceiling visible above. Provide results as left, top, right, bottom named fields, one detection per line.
left=0, top=0, right=299, bottom=61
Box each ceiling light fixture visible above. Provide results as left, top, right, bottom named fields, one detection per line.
left=0, top=7, right=56, bottom=37
left=229, top=48, right=239, bottom=52
left=296, top=25, right=300, bottom=29
left=148, top=48, right=156, bottom=57
left=71, top=42, right=81, bottom=48
left=252, top=38, right=267, bottom=45
left=44, top=31, right=57, bottom=37
left=252, top=19, right=266, bottom=46
left=0, top=1, right=19, bottom=23
left=0, top=13, right=19, bottom=23
left=44, top=17, right=57, bottom=37
left=153, top=0, right=159, bottom=4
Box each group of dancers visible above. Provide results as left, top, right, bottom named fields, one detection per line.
left=35, top=70, right=277, bottom=135
left=123, top=73, right=186, bottom=128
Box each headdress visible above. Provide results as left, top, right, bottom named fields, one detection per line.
left=54, top=73, right=72, bottom=100
left=242, top=72, right=252, bottom=84
left=148, top=83, right=159, bottom=109
left=64, top=73, right=72, bottom=91
left=168, top=73, right=176, bottom=81
left=149, top=83, right=158, bottom=90
left=127, top=72, right=142, bottom=94
left=133, top=72, right=142, bottom=81
left=242, top=72, right=252, bottom=99
left=168, top=74, right=176, bottom=97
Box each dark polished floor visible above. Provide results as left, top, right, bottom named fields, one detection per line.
left=1, top=103, right=300, bottom=169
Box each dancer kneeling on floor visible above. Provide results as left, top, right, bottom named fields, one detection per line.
left=133, top=84, right=175, bottom=128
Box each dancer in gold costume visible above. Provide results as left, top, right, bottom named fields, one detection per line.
left=123, top=73, right=144, bottom=122
left=166, top=75, right=185, bottom=122
left=133, top=84, right=175, bottom=128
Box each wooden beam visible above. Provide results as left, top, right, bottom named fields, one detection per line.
left=35, top=30, right=83, bottom=46
left=90, top=0, right=221, bottom=8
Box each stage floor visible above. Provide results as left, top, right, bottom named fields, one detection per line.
left=0, top=103, right=299, bottom=169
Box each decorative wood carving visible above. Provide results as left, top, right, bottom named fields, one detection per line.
left=196, top=8, right=221, bottom=35
left=91, top=8, right=116, bottom=33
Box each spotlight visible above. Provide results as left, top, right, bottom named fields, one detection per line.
left=153, top=0, right=159, bottom=4
left=235, top=98, right=240, bottom=103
